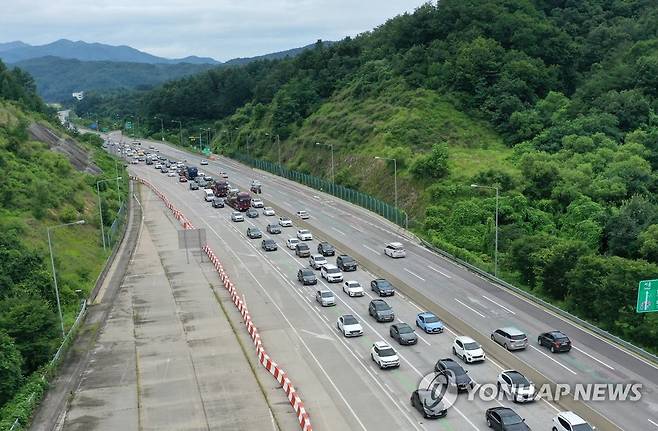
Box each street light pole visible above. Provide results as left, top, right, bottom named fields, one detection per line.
left=316, top=142, right=335, bottom=184
left=171, top=120, right=182, bottom=146
left=374, top=156, right=398, bottom=225
left=97, top=177, right=122, bottom=251
left=471, top=183, right=499, bottom=277
left=154, top=116, right=164, bottom=141
left=48, top=220, right=85, bottom=338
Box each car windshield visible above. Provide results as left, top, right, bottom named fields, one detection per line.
left=446, top=363, right=466, bottom=375
left=376, top=280, right=391, bottom=288
left=464, top=342, right=480, bottom=350
left=327, top=267, right=340, bottom=273
left=398, top=325, right=413, bottom=334
left=424, top=315, right=440, bottom=323
left=501, top=413, right=523, bottom=425
left=300, top=230, right=310, bottom=234
left=301, top=269, right=313, bottom=276
left=264, top=240, right=275, bottom=245
left=251, top=229, right=261, bottom=234
left=379, top=348, right=396, bottom=357
left=374, top=302, right=390, bottom=310
left=290, top=239, right=299, bottom=243
left=347, top=282, right=360, bottom=288
left=343, top=315, right=358, bottom=325
left=298, top=244, right=309, bottom=250
left=321, top=292, right=333, bottom=298
left=341, top=256, right=354, bottom=262
left=313, top=256, right=324, bottom=261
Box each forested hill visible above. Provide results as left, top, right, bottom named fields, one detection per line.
left=79, top=0, right=658, bottom=352
left=0, top=59, right=124, bottom=420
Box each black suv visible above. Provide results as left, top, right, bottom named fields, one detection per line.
left=371, top=278, right=395, bottom=296
left=297, top=268, right=317, bottom=285
left=538, top=331, right=571, bottom=353
left=295, top=243, right=311, bottom=257
left=336, top=254, right=357, bottom=271
left=261, top=239, right=277, bottom=251
left=434, top=358, right=473, bottom=391
left=317, top=242, right=335, bottom=256
left=368, top=299, right=395, bottom=322
left=212, top=197, right=224, bottom=208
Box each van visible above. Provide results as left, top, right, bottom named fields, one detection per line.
left=204, top=189, right=215, bottom=202
left=491, top=327, right=528, bottom=351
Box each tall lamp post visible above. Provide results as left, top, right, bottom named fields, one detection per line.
left=374, top=156, right=398, bottom=225
left=316, top=142, right=335, bottom=184
left=471, top=183, right=500, bottom=277
left=171, top=120, right=182, bottom=146
left=154, top=116, right=164, bottom=141
left=47, top=220, right=85, bottom=338
left=97, top=177, right=122, bottom=251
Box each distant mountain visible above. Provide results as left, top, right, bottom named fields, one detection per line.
left=12, top=56, right=216, bottom=101
left=0, top=39, right=219, bottom=64
left=225, top=40, right=335, bottom=65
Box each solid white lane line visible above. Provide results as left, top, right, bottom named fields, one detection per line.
left=454, top=299, right=486, bottom=318
left=416, top=333, right=431, bottom=346
left=481, top=295, right=516, bottom=315
left=572, top=346, right=615, bottom=370
left=332, top=227, right=346, bottom=236
left=403, top=268, right=425, bottom=282
left=529, top=345, right=577, bottom=375
left=649, top=418, right=658, bottom=427
left=428, top=265, right=452, bottom=278
left=363, top=244, right=381, bottom=255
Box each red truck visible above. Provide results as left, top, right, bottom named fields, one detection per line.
left=227, top=191, right=252, bottom=211
left=212, top=179, right=230, bottom=197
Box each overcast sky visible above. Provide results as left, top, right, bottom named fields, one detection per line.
left=0, top=1, right=429, bottom=61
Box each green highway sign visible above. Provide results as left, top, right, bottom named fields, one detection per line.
left=125, top=121, right=132, bottom=129
left=636, top=279, right=658, bottom=313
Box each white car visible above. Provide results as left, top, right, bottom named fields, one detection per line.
left=342, top=280, right=365, bottom=297
left=155, top=163, right=162, bottom=169
left=297, top=210, right=310, bottom=219
left=167, top=171, right=176, bottom=177
left=231, top=212, right=244, bottom=222
left=297, top=229, right=313, bottom=241
left=552, top=412, right=595, bottom=431
left=263, top=207, right=275, bottom=216
left=337, top=314, right=363, bottom=337
left=252, top=198, right=264, bottom=208
left=279, top=217, right=293, bottom=227
left=497, top=370, right=536, bottom=403
left=200, top=159, right=208, bottom=165
left=384, top=242, right=406, bottom=258
left=321, top=264, right=343, bottom=283
left=286, top=238, right=300, bottom=250
left=370, top=341, right=400, bottom=369
left=309, top=254, right=327, bottom=270
left=452, top=336, right=486, bottom=363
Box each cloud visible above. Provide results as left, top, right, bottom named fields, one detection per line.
left=0, top=0, right=429, bottom=60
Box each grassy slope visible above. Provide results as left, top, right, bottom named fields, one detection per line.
left=0, top=102, right=125, bottom=326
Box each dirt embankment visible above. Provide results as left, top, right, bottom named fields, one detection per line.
left=28, top=123, right=102, bottom=175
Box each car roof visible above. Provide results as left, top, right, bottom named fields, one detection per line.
left=323, top=263, right=338, bottom=269
left=558, top=411, right=587, bottom=424
left=318, top=289, right=332, bottom=294
left=500, top=327, right=525, bottom=336
left=456, top=335, right=476, bottom=343
left=373, top=341, right=392, bottom=349
left=387, top=242, right=404, bottom=247
left=289, top=237, right=300, bottom=241
left=419, top=311, right=437, bottom=318
left=548, top=330, right=568, bottom=337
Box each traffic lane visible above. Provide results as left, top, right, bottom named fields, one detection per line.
left=136, top=168, right=550, bottom=431
left=135, top=166, right=425, bottom=431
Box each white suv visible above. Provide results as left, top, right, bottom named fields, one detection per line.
left=309, top=254, right=327, bottom=270
left=452, top=336, right=486, bottom=363
left=286, top=238, right=300, bottom=250
left=251, top=198, right=264, bottom=208
left=384, top=242, right=406, bottom=258
left=370, top=341, right=400, bottom=369
left=552, top=411, right=595, bottom=431
left=321, top=264, right=343, bottom=283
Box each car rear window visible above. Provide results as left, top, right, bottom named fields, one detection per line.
left=297, top=244, right=309, bottom=250
left=510, top=334, right=526, bottom=340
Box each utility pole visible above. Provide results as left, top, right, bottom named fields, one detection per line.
left=316, top=142, right=335, bottom=184
left=471, top=183, right=500, bottom=277
left=375, top=156, right=398, bottom=225
left=154, top=116, right=164, bottom=141
left=171, top=120, right=182, bottom=146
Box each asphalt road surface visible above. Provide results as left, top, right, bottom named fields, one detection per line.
left=112, top=132, right=657, bottom=431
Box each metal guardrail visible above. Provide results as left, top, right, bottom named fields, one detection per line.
left=418, top=238, right=658, bottom=364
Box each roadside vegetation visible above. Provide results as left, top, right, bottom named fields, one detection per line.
left=0, top=59, right=127, bottom=424
left=76, top=0, right=658, bottom=353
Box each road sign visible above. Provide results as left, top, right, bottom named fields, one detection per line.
left=125, top=121, right=132, bottom=130
left=636, top=279, right=658, bottom=313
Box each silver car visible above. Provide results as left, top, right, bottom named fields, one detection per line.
left=315, top=290, right=336, bottom=307
left=491, top=327, right=528, bottom=351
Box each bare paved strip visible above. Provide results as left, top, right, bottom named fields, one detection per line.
left=62, top=186, right=284, bottom=431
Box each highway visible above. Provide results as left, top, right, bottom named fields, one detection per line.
left=112, top=132, right=657, bottom=430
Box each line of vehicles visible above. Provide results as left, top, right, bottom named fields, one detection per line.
left=128, top=144, right=594, bottom=431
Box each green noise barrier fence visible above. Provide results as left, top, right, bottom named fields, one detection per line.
left=234, top=154, right=408, bottom=228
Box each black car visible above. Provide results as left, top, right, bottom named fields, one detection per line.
left=485, top=407, right=530, bottom=431
left=410, top=389, right=447, bottom=419
left=390, top=323, right=418, bottom=345
left=336, top=254, right=357, bottom=271
left=189, top=182, right=199, bottom=190
left=246, top=208, right=259, bottom=218
left=538, top=331, right=571, bottom=353
left=369, top=299, right=395, bottom=322
left=371, top=278, right=395, bottom=296
left=434, top=358, right=473, bottom=391
left=261, top=239, right=277, bottom=251
left=212, top=197, right=224, bottom=208
left=297, top=268, right=317, bottom=285
left=295, top=243, right=311, bottom=257
left=247, top=227, right=262, bottom=239
left=266, top=224, right=282, bottom=234
left=317, top=242, right=335, bottom=256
